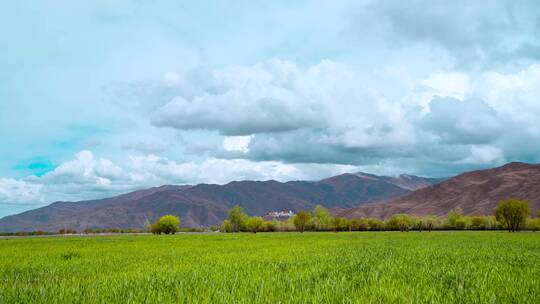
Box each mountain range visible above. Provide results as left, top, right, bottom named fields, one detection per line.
left=0, top=173, right=439, bottom=232
left=1, top=162, right=539, bottom=232
left=337, top=162, right=540, bottom=219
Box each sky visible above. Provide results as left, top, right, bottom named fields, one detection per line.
left=1, top=0, right=540, bottom=217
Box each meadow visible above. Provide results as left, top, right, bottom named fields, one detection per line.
left=1, top=232, right=539, bottom=303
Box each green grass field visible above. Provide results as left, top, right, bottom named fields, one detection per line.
left=1, top=232, right=539, bottom=303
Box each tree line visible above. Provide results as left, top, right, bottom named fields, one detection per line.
left=220, top=199, right=540, bottom=233
left=3, top=199, right=536, bottom=236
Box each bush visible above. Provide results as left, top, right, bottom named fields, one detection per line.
left=58, top=229, right=77, bottom=234
left=151, top=215, right=181, bottom=235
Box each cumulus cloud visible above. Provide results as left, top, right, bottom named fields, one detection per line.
left=114, top=59, right=540, bottom=176
left=150, top=59, right=417, bottom=160
left=150, top=59, right=327, bottom=135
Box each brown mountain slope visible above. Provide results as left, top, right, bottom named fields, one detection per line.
left=338, top=162, right=540, bottom=219
left=0, top=173, right=439, bottom=232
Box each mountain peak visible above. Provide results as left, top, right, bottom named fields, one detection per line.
left=338, top=161, right=540, bottom=219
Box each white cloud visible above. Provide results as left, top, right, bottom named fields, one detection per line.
left=128, top=59, right=540, bottom=174
left=0, top=178, right=43, bottom=205
left=420, top=71, right=471, bottom=103
left=150, top=59, right=328, bottom=135
left=223, top=136, right=252, bottom=153
left=476, top=64, right=540, bottom=126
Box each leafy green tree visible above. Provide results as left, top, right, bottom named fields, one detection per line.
left=386, top=214, right=414, bottom=232
left=332, top=217, right=350, bottom=232
left=528, top=218, right=540, bottom=232
left=285, top=217, right=297, bottom=231
left=349, top=218, right=362, bottom=231
left=357, top=218, right=371, bottom=231
left=151, top=215, right=180, bottom=235
left=311, top=205, right=332, bottom=231
left=246, top=217, right=264, bottom=233
left=271, top=219, right=283, bottom=232
left=293, top=210, right=312, bottom=233
left=263, top=221, right=275, bottom=232
left=367, top=218, right=385, bottom=231
left=469, top=216, right=488, bottom=230
left=228, top=205, right=248, bottom=232
left=495, top=199, right=531, bottom=232
left=220, top=220, right=233, bottom=233
left=484, top=216, right=498, bottom=230
left=414, top=216, right=424, bottom=232
left=445, top=208, right=467, bottom=230
left=420, top=216, right=439, bottom=232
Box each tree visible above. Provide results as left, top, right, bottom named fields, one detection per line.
left=271, top=219, right=283, bottom=232
left=220, top=220, right=233, bottom=233
left=332, top=217, right=350, bottom=232
left=349, top=218, right=362, bottom=231
left=469, top=216, right=488, bottom=230
left=445, top=208, right=467, bottom=230
left=357, top=218, right=371, bottom=231
left=495, top=199, right=531, bottom=232
left=367, top=218, right=385, bottom=231
left=151, top=215, right=180, bottom=235
left=528, top=218, right=540, bottom=232
left=312, top=205, right=332, bottom=231
left=263, top=221, right=275, bottom=232
left=386, top=214, right=414, bottom=232
left=246, top=217, right=264, bottom=233
left=228, top=205, right=248, bottom=232
left=420, top=216, right=439, bottom=232
left=293, top=210, right=312, bottom=233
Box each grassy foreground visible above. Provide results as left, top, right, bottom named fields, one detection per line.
left=1, top=232, right=539, bottom=303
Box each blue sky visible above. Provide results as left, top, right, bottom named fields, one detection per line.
left=2, top=1, right=540, bottom=217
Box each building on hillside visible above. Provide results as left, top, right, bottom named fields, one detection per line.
left=263, top=210, right=295, bottom=221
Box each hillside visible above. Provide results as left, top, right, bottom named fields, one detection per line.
left=338, top=162, right=540, bottom=219
left=0, top=173, right=438, bottom=232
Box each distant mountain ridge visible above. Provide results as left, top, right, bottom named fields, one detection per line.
left=337, top=162, right=540, bottom=219
left=0, top=172, right=439, bottom=232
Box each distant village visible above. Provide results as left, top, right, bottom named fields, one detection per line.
left=263, top=210, right=295, bottom=220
